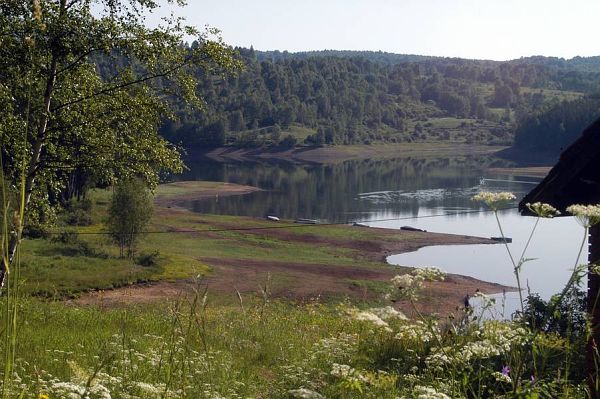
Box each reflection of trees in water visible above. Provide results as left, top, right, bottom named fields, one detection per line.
left=178, top=155, right=517, bottom=222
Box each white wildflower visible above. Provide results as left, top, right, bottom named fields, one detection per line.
left=392, top=268, right=446, bottom=300
left=414, top=267, right=446, bottom=282
left=425, top=349, right=453, bottom=370
left=472, top=191, right=516, bottom=210
left=460, top=340, right=500, bottom=361
left=368, top=306, right=408, bottom=321
left=414, top=385, right=452, bottom=399
left=391, top=274, right=419, bottom=289
left=288, top=388, right=325, bottom=399
left=567, top=204, right=600, bottom=227
left=350, top=309, right=392, bottom=331
left=131, top=381, right=161, bottom=396
left=395, top=320, right=439, bottom=343
left=492, top=371, right=512, bottom=384
left=330, top=363, right=355, bottom=379
left=330, top=363, right=368, bottom=384
left=526, top=202, right=560, bottom=218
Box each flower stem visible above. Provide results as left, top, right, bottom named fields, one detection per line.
left=494, top=210, right=524, bottom=313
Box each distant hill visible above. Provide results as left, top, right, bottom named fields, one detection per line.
left=95, top=47, right=600, bottom=153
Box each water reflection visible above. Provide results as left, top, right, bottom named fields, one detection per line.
left=177, top=153, right=581, bottom=313
left=179, top=154, right=518, bottom=221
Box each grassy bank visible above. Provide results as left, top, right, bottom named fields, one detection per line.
left=18, top=181, right=502, bottom=311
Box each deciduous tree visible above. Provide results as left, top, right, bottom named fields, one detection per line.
left=0, top=0, right=240, bottom=288
left=107, top=177, right=152, bottom=258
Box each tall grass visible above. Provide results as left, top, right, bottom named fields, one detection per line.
left=1, top=151, right=26, bottom=398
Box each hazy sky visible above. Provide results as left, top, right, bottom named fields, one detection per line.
left=146, top=0, right=600, bottom=61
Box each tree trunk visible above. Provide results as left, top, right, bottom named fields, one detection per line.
left=588, top=224, right=600, bottom=398
left=0, top=0, right=65, bottom=291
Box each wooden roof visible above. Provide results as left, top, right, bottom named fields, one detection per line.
left=519, top=117, right=600, bottom=215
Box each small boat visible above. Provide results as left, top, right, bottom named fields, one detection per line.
left=491, top=236, right=512, bottom=243
left=352, top=222, right=369, bottom=228
left=266, top=215, right=280, bottom=221
left=400, top=226, right=427, bottom=232
left=295, top=218, right=317, bottom=224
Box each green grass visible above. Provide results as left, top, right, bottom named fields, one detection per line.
left=154, top=181, right=230, bottom=198
left=421, top=117, right=479, bottom=129
left=17, top=186, right=408, bottom=297
left=284, top=124, right=317, bottom=141
left=5, top=297, right=359, bottom=398
left=520, top=86, right=584, bottom=102
left=1, top=290, right=589, bottom=398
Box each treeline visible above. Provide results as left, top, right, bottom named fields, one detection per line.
left=94, top=48, right=600, bottom=150
left=514, top=95, right=600, bottom=153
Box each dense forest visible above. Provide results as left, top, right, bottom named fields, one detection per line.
left=146, top=47, right=600, bottom=152
left=514, top=95, right=600, bottom=152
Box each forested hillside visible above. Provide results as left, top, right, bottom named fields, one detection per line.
left=127, top=48, right=600, bottom=151
left=514, top=95, right=600, bottom=152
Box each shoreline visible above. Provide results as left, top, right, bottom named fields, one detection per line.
left=75, top=180, right=514, bottom=315
left=200, top=142, right=509, bottom=164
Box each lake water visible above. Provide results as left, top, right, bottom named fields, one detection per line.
left=179, top=153, right=587, bottom=316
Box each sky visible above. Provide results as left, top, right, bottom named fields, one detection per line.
left=145, top=0, right=600, bottom=61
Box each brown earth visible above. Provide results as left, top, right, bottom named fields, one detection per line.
left=74, top=262, right=509, bottom=317
left=74, top=211, right=512, bottom=315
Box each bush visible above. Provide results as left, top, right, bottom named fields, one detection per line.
left=51, top=230, right=80, bottom=245
left=65, top=208, right=92, bottom=226
left=136, top=250, right=161, bottom=267
left=279, top=134, right=297, bottom=148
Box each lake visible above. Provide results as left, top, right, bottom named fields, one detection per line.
left=179, top=153, right=587, bottom=315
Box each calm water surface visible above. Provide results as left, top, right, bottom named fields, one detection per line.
left=179, top=153, right=585, bottom=313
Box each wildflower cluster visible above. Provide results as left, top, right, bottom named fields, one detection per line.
left=425, top=321, right=529, bottom=370
left=526, top=202, right=561, bottom=218
left=288, top=388, right=325, bottom=399
left=567, top=204, right=600, bottom=227
left=347, top=306, right=408, bottom=331
left=413, top=385, right=452, bottom=399
left=391, top=267, right=446, bottom=300
left=12, top=333, right=252, bottom=399
left=395, top=320, right=439, bottom=344
left=351, top=309, right=393, bottom=331
left=472, top=191, right=516, bottom=210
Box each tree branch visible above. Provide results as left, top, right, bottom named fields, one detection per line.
left=50, top=54, right=203, bottom=113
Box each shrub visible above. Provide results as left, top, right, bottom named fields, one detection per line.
left=136, top=250, right=161, bottom=267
